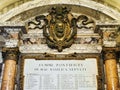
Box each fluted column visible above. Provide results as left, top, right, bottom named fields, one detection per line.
left=1, top=48, right=18, bottom=90
left=104, top=50, right=119, bottom=90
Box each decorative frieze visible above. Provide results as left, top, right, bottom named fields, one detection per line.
left=19, top=44, right=102, bottom=54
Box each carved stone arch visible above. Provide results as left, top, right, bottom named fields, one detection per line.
left=0, top=0, right=120, bottom=22
left=21, top=4, right=99, bottom=23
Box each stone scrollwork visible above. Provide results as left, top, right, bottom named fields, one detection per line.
left=76, top=15, right=95, bottom=30
left=28, top=15, right=47, bottom=30
left=27, top=6, right=96, bottom=52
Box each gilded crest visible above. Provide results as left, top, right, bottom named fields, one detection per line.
left=43, top=6, right=77, bottom=52
left=27, top=6, right=96, bottom=52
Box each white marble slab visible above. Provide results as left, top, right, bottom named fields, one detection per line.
left=23, top=58, right=98, bottom=90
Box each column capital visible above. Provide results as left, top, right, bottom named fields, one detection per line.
left=3, top=47, right=19, bottom=61
left=103, top=47, right=118, bottom=60
left=104, top=50, right=116, bottom=60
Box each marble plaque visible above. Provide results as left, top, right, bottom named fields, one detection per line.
left=23, top=59, right=98, bottom=90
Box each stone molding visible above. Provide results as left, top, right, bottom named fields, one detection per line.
left=0, top=0, right=120, bottom=21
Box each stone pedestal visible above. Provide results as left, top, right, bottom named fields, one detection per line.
left=1, top=49, right=18, bottom=90
left=104, top=50, right=119, bottom=90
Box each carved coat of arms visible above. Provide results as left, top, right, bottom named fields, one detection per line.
left=43, top=6, right=77, bottom=52
left=28, top=6, right=95, bottom=52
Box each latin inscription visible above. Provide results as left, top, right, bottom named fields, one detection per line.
left=24, top=59, right=98, bottom=90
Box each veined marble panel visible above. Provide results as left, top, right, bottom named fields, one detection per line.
left=103, top=41, right=116, bottom=47
left=5, top=39, right=18, bottom=48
